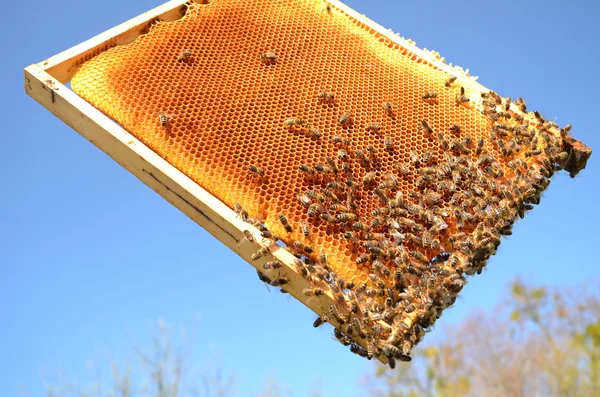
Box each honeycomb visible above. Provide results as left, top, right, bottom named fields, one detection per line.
left=70, top=0, right=590, bottom=365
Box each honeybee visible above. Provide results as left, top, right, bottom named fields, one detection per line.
left=444, top=76, right=457, bottom=87
left=475, top=138, right=484, bottom=155
left=409, top=150, right=420, bottom=167
left=175, top=49, right=192, bottom=62
left=269, top=273, right=289, bottom=286
left=533, top=110, right=544, bottom=122
left=308, top=204, right=325, bottom=217
left=515, top=96, right=527, bottom=112
left=325, top=156, right=339, bottom=173
left=296, top=193, right=312, bottom=208
left=321, top=188, right=340, bottom=202
left=313, top=315, right=329, bottom=328
left=284, top=118, right=304, bottom=127
left=336, top=212, right=358, bottom=223
left=303, top=287, right=325, bottom=296
left=243, top=230, right=254, bottom=242
left=317, top=91, right=335, bottom=103
left=319, top=212, right=334, bottom=222
left=455, top=87, right=470, bottom=105
left=354, top=150, right=370, bottom=165
left=329, top=202, right=349, bottom=213
left=251, top=246, right=271, bottom=261
left=384, top=134, right=393, bottom=151
left=263, top=260, right=282, bottom=270
left=422, top=92, right=438, bottom=100
left=338, top=149, right=348, bottom=160
left=260, top=51, right=277, bottom=64
left=157, top=112, right=176, bottom=126
left=338, top=112, right=352, bottom=126
left=331, top=135, right=346, bottom=145
left=366, top=122, right=382, bottom=132
left=300, top=221, right=310, bottom=237
left=561, top=124, right=573, bottom=136
left=449, top=123, right=461, bottom=133
left=421, top=119, right=433, bottom=135
left=329, top=304, right=346, bottom=325
left=307, top=127, right=322, bottom=139
left=234, top=203, right=248, bottom=221
left=382, top=101, right=393, bottom=113
left=362, top=171, right=376, bottom=185
left=298, top=165, right=314, bottom=176
left=278, top=214, right=293, bottom=232
left=248, top=165, right=265, bottom=179
left=305, top=190, right=326, bottom=202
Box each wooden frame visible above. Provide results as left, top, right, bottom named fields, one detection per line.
left=24, top=0, right=589, bottom=364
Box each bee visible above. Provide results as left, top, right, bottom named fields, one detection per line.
left=329, top=304, right=346, bottom=325
left=157, top=112, right=176, bottom=126
left=356, top=254, right=370, bottom=264
left=336, top=212, right=357, bottom=223
left=251, top=246, right=271, bottom=261
left=242, top=230, right=254, bottom=242
left=263, top=260, right=282, bottom=270
left=384, top=134, right=393, bottom=151
left=296, top=193, right=311, bottom=208
left=319, top=212, right=334, bottom=222
left=422, top=92, right=438, bottom=100
left=338, top=149, right=348, bottom=160
left=298, top=164, right=314, bottom=176
left=177, top=50, right=192, bottom=62
left=410, top=250, right=428, bottom=264
left=455, top=87, right=470, bottom=105
left=382, top=101, right=393, bottom=113
left=247, top=165, right=266, bottom=179
left=303, top=287, right=325, bottom=296
left=409, top=150, right=420, bottom=167
left=284, top=118, right=304, bottom=127
left=313, top=315, right=329, bottom=328
left=366, top=122, right=382, bottom=132
left=317, top=91, right=335, bottom=103
left=422, top=151, right=435, bottom=165
left=326, top=181, right=344, bottom=191
left=515, top=97, right=527, bottom=112
left=421, top=119, right=433, bottom=135
left=331, top=135, right=346, bottom=145
left=325, top=156, right=339, bottom=173
left=234, top=203, right=248, bottom=221
left=444, top=76, right=457, bottom=87
left=560, top=124, right=573, bottom=137
left=306, top=190, right=326, bottom=202
left=533, top=110, right=544, bottom=122
left=308, top=204, right=325, bottom=217
left=321, top=188, right=340, bottom=202
left=260, top=51, right=277, bottom=64
left=278, top=214, right=293, bottom=233
left=449, top=123, right=461, bottom=133
left=297, top=221, right=309, bottom=237
left=338, top=112, right=352, bottom=126
left=373, top=260, right=391, bottom=277
left=307, top=126, right=322, bottom=139
left=354, top=150, right=370, bottom=166
left=269, top=273, right=289, bottom=286
left=362, top=171, right=376, bottom=185
left=475, top=138, right=484, bottom=155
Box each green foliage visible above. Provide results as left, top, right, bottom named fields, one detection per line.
left=366, top=279, right=600, bottom=397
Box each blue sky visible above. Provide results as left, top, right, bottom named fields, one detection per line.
left=2, top=0, right=599, bottom=396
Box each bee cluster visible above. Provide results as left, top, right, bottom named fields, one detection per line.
left=236, top=66, right=579, bottom=367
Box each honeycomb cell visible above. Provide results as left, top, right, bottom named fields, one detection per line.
left=71, top=0, right=573, bottom=362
